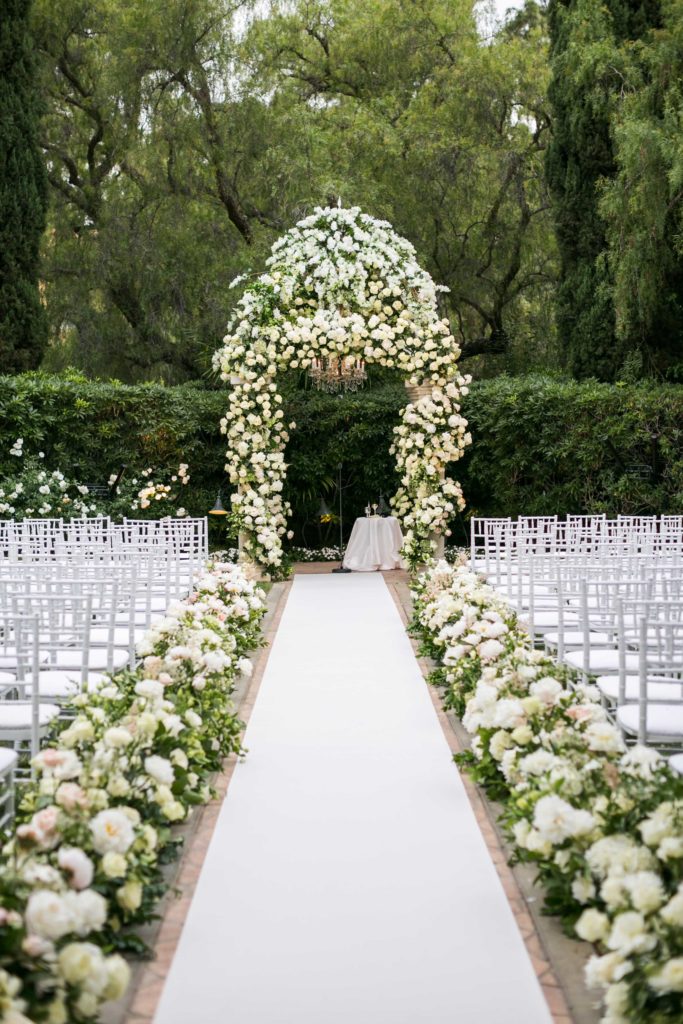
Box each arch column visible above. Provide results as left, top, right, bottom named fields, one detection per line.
left=405, top=382, right=445, bottom=562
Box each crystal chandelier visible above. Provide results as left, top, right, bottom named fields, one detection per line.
left=308, top=356, right=367, bottom=394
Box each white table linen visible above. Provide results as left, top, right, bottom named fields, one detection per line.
left=343, top=516, right=404, bottom=571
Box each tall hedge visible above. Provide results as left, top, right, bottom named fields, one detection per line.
left=0, top=0, right=48, bottom=371
left=0, top=373, right=682, bottom=545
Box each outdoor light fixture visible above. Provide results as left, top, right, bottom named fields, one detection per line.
left=308, top=356, right=367, bottom=394
left=209, top=493, right=228, bottom=516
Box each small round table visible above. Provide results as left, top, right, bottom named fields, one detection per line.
left=342, top=516, right=404, bottom=572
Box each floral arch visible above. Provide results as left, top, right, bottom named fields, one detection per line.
left=213, top=206, right=471, bottom=574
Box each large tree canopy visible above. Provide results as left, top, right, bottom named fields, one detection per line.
left=34, top=0, right=556, bottom=382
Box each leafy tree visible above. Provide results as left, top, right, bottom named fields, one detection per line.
left=34, top=0, right=558, bottom=380
left=599, top=0, right=683, bottom=376
left=545, top=0, right=661, bottom=380
left=247, top=0, right=557, bottom=365
left=0, top=0, right=48, bottom=371
left=34, top=0, right=277, bottom=381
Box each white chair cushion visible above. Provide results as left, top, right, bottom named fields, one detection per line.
left=598, top=675, right=683, bottom=702
left=670, top=753, right=683, bottom=776
left=0, top=747, right=18, bottom=772
left=120, top=612, right=164, bottom=628
left=617, top=703, right=683, bottom=738
left=564, top=649, right=639, bottom=674
left=27, top=670, right=105, bottom=698
left=545, top=631, right=612, bottom=648
left=43, top=648, right=130, bottom=672
left=0, top=671, right=16, bottom=687
left=88, top=626, right=145, bottom=647
left=525, top=610, right=580, bottom=630
left=0, top=703, right=60, bottom=731
left=0, top=651, right=49, bottom=669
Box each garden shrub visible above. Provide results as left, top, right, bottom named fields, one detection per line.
left=0, top=372, right=682, bottom=545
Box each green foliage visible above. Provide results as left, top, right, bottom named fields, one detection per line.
left=32, top=0, right=557, bottom=381
left=0, top=0, right=48, bottom=371
left=599, top=0, right=683, bottom=370
left=4, top=373, right=683, bottom=544
left=461, top=374, right=683, bottom=522
left=545, top=0, right=662, bottom=380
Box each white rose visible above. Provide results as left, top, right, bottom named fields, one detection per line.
left=25, top=890, right=74, bottom=940
left=57, top=847, right=94, bottom=891
left=585, top=951, right=632, bottom=989
left=103, top=727, right=133, bottom=749
left=585, top=722, right=624, bottom=754
left=134, top=679, right=164, bottom=701
left=624, top=871, right=665, bottom=914
left=103, top=954, right=130, bottom=1001
left=145, top=755, right=175, bottom=787
left=607, top=911, right=656, bottom=955
left=529, top=677, right=563, bottom=705
left=116, top=880, right=143, bottom=912
left=58, top=942, right=107, bottom=989
left=90, top=809, right=135, bottom=855
left=101, top=852, right=127, bottom=879
left=576, top=908, right=609, bottom=943
left=533, top=795, right=595, bottom=845
left=649, top=957, right=683, bottom=994
left=478, top=638, right=505, bottom=661
left=571, top=875, right=596, bottom=904
left=65, top=889, right=107, bottom=935
left=661, top=890, right=683, bottom=926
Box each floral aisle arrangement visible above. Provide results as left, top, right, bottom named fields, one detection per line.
left=212, top=546, right=343, bottom=564
left=0, top=561, right=265, bottom=1024
left=411, top=562, right=683, bottom=1024
left=213, top=205, right=471, bottom=574
left=0, top=440, right=190, bottom=520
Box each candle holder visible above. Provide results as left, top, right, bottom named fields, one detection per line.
left=331, top=463, right=352, bottom=573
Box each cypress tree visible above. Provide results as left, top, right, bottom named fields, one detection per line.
left=545, top=0, right=661, bottom=380
left=0, top=0, right=48, bottom=371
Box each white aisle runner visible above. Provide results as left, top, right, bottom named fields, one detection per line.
left=154, top=574, right=551, bottom=1024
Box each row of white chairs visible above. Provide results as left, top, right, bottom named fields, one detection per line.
left=0, top=517, right=210, bottom=823
left=470, top=516, right=683, bottom=774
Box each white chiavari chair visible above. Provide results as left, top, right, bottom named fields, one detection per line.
left=616, top=618, right=683, bottom=747
left=0, top=613, right=59, bottom=766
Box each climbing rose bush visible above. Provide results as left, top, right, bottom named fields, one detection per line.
left=213, top=205, right=470, bottom=573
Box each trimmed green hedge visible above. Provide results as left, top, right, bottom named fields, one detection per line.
left=1, top=372, right=682, bottom=545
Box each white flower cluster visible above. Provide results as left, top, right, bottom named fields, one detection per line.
left=129, top=463, right=190, bottom=512
left=413, top=563, right=683, bottom=1023
left=213, top=206, right=470, bottom=572
left=0, top=560, right=266, bottom=1023
left=391, top=383, right=471, bottom=566
left=0, top=446, right=98, bottom=518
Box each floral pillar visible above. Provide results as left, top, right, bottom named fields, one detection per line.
left=404, top=382, right=446, bottom=563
